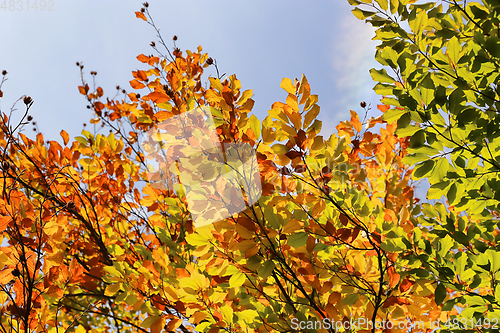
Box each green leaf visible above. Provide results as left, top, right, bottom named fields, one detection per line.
left=343, top=293, right=360, bottom=305
left=382, top=107, right=406, bottom=123
left=447, top=181, right=465, bottom=206
left=439, top=234, right=454, bottom=257
left=409, top=9, right=428, bottom=35
left=374, top=0, right=388, bottom=11
left=435, top=283, right=447, bottom=305
left=373, top=83, right=397, bottom=95
left=409, top=130, right=426, bottom=148
left=264, top=206, right=281, bottom=229
left=413, top=160, right=436, bottom=180
left=485, top=36, right=500, bottom=58
left=420, top=73, right=435, bottom=105
left=352, top=7, right=377, bottom=19
left=287, top=232, right=309, bottom=248
left=486, top=249, right=500, bottom=272
left=258, top=261, right=275, bottom=279
left=429, top=158, right=449, bottom=183
left=396, top=124, right=421, bottom=137
left=390, top=0, right=398, bottom=14
left=370, top=68, right=396, bottom=84
left=457, top=107, right=477, bottom=123
left=447, top=36, right=461, bottom=64
left=453, top=231, right=470, bottom=246
left=427, top=181, right=451, bottom=200
left=210, top=106, right=224, bottom=119
left=246, top=256, right=262, bottom=271
left=402, top=153, right=429, bottom=165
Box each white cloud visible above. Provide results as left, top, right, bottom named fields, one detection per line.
left=323, top=8, right=381, bottom=134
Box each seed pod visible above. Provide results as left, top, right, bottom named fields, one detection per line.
left=67, top=201, right=76, bottom=210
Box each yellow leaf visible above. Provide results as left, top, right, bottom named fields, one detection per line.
left=191, top=270, right=209, bottom=289
left=304, top=105, right=320, bottom=129
left=298, top=74, right=311, bottom=104
left=283, top=218, right=302, bottom=234
left=272, top=144, right=289, bottom=154
left=280, top=77, right=296, bottom=95
left=104, top=283, right=122, bottom=296
left=281, top=123, right=298, bottom=137
left=286, top=94, right=299, bottom=112
left=229, top=272, right=246, bottom=288
left=141, top=316, right=162, bottom=329
left=287, top=112, right=302, bottom=129
left=209, top=77, right=224, bottom=92
left=262, top=127, right=276, bottom=144
left=236, top=89, right=253, bottom=106
left=310, top=136, right=324, bottom=151
left=311, top=200, right=326, bottom=218
left=236, top=223, right=254, bottom=239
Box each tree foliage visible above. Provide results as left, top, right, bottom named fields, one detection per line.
left=3, top=0, right=498, bottom=332
left=351, top=0, right=500, bottom=330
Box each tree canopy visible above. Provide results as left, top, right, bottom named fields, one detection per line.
left=0, top=1, right=499, bottom=332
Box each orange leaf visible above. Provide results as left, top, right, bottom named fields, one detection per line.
left=135, top=11, right=147, bottom=21
left=130, top=79, right=146, bottom=89
left=78, top=85, right=88, bottom=95
left=155, top=111, right=171, bottom=122
left=151, top=316, right=166, bottom=333
left=350, top=110, right=362, bottom=132
left=0, top=269, right=14, bottom=284
left=137, top=54, right=149, bottom=63
left=146, top=92, right=169, bottom=104
left=0, top=216, right=10, bottom=232
left=399, top=278, right=414, bottom=292
left=388, top=266, right=400, bottom=288
left=134, top=70, right=148, bottom=81
left=377, top=104, right=390, bottom=112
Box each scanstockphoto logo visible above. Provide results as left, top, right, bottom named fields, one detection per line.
left=140, top=105, right=262, bottom=227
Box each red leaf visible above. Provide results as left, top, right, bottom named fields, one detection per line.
left=285, top=150, right=302, bottom=160
left=339, top=213, right=349, bottom=226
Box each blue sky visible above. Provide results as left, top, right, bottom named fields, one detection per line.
left=0, top=0, right=381, bottom=142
